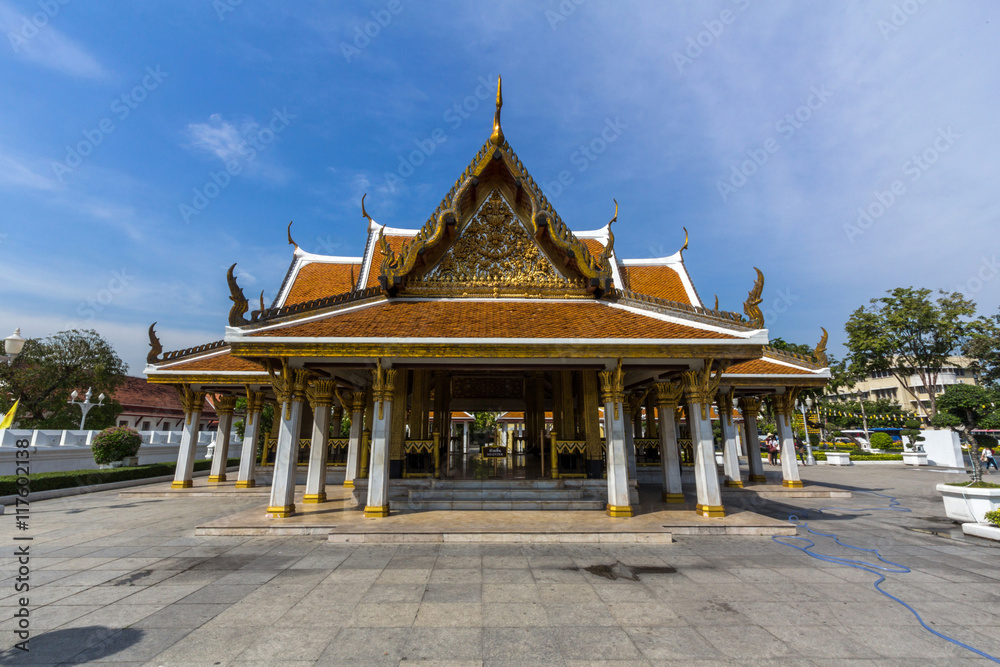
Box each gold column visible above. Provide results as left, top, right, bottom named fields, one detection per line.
left=645, top=392, right=658, bottom=439
left=389, top=370, right=408, bottom=461
left=559, top=370, right=575, bottom=438
left=411, top=369, right=430, bottom=440
left=582, top=370, right=602, bottom=465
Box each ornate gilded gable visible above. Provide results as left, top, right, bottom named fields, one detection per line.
left=418, top=189, right=577, bottom=290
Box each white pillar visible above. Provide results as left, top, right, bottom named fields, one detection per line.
left=344, top=391, right=364, bottom=488
left=267, top=397, right=304, bottom=517
left=775, top=391, right=803, bottom=488
left=304, top=381, right=335, bottom=504
left=463, top=422, right=469, bottom=454
left=718, top=391, right=743, bottom=488
left=208, top=396, right=237, bottom=483
left=655, top=383, right=684, bottom=503
left=171, top=387, right=204, bottom=489
left=689, top=398, right=724, bottom=517
left=600, top=364, right=632, bottom=517
left=739, top=396, right=766, bottom=483
left=365, top=364, right=397, bottom=517
left=236, top=392, right=264, bottom=488
left=623, top=412, right=638, bottom=482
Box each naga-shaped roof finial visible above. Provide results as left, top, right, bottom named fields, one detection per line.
left=147, top=322, right=162, bottom=364
left=227, top=263, right=249, bottom=327
left=743, top=267, right=765, bottom=329
left=361, top=193, right=373, bottom=223
left=814, top=327, right=829, bottom=366
left=490, top=75, right=504, bottom=147
left=680, top=226, right=689, bottom=256
left=287, top=221, right=297, bottom=249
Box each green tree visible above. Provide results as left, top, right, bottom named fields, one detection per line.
left=233, top=398, right=274, bottom=454
left=768, top=337, right=814, bottom=356
left=900, top=418, right=925, bottom=452
left=0, top=330, right=127, bottom=429
left=473, top=411, right=499, bottom=433
left=845, top=287, right=976, bottom=419
left=931, top=383, right=1000, bottom=483
left=963, top=307, right=1000, bottom=388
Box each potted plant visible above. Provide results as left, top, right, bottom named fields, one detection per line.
left=932, top=384, right=1000, bottom=522
left=869, top=431, right=893, bottom=453
left=92, top=425, right=143, bottom=468
left=900, top=419, right=927, bottom=465
left=825, top=450, right=852, bottom=466
left=962, top=509, right=1000, bottom=541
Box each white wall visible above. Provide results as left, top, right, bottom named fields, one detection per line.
left=920, top=429, right=964, bottom=468
left=0, top=429, right=241, bottom=474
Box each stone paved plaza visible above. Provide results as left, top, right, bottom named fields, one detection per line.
left=2, top=465, right=999, bottom=665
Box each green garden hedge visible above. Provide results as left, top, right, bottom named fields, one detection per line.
left=0, top=458, right=240, bottom=496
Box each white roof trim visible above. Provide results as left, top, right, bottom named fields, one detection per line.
left=605, top=301, right=759, bottom=338
left=620, top=252, right=683, bottom=266
left=275, top=254, right=363, bottom=308
left=226, top=333, right=765, bottom=346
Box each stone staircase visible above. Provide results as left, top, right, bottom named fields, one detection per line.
left=352, top=479, right=608, bottom=511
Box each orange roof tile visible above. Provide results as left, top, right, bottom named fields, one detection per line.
left=582, top=238, right=606, bottom=261
left=622, top=265, right=691, bottom=304
left=725, top=358, right=813, bottom=375
left=286, top=262, right=361, bottom=305
left=250, top=300, right=737, bottom=340
left=161, top=350, right=264, bottom=373
left=366, top=235, right=411, bottom=288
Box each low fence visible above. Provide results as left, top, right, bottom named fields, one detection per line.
left=0, top=429, right=241, bottom=474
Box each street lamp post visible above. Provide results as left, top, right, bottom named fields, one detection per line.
left=801, top=396, right=816, bottom=465
left=2, top=328, right=25, bottom=365
left=68, top=388, right=105, bottom=430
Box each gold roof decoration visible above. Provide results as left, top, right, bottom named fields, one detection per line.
left=226, top=263, right=249, bottom=327
left=490, top=75, right=504, bottom=147
left=147, top=322, right=162, bottom=364
left=597, top=199, right=617, bottom=267
left=743, top=267, right=765, bottom=329
left=813, top=327, right=829, bottom=366
left=287, top=221, right=297, bottom=249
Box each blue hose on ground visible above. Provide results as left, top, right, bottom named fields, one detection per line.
left=771, top=490, right=1000, bottom=663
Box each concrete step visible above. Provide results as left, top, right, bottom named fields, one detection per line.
left=400, top=499, right=607, bottom=511
left=408, top=488, right=587, bottom=501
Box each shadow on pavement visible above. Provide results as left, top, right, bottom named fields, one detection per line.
left=0, top=625, right=142, bottom=664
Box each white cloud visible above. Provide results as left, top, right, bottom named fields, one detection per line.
left=0, top=148, right=53, bottom=190
left=183, top=113, right=292, bottom=184
left=0, top=1, right=106, bottom=78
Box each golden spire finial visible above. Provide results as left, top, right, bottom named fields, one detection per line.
left=490, top=75, right=504, bottom=146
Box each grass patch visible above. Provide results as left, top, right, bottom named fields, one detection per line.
left=945, top=480, right=1000, bottom=489
left=0, top=458, right=239, bottom=496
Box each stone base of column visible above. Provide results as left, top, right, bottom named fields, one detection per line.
left=606, top=504, right=633, bottom=518
left=723, top=480, right=744, bottom=488
left=364, top=505, right=390, bottom=518
left=207, top=475, right=226, bottom=483
left=749, top=475, right=766, bottom=483
left=171, top=480, right=192, bottom=489
left=782, top=479, right=804, bottom=488
left=343, top=479, right=354, bottom=488
left=234, top=480, right=256, bottom=488
left=662, top=492, right=686, bottom=503
left=696, top=503, right=726, bottom=518
left=266, top=504, right=295, bottom=517
left=302, top=493, right=327, bottom=504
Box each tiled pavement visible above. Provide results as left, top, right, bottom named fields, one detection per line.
left=1, top=465, right=999, bottom=665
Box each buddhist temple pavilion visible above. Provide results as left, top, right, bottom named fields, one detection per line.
left=145, top=78, right=829, bottom=521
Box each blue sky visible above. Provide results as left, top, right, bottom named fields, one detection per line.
left=1, top=1, right=997, bottom=373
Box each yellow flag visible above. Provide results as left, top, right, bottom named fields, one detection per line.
left=0, top=399, right=18, bottom=430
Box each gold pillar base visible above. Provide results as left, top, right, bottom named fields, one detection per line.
left=749, top=475, right=767, bottom=483
left=662, top=492, right=686, bottom=503
left=302, top=492, right=327, bottom=504
left=343, top=479, right=354, bottom=488
left=782, top=479, right=804, bottom=488
left=364, top=505, right=390, bottom=518
left=724, top=480, right=744, bottom=488
left=606, top=504, right=633, bottom=518
left=234, top=479, right=256, bottom=488
left=696, top=503, right=726, bottom=518
left=266, top=505, right=295, bottom=518
left=207, top=474, right=226, bottom=483
left=171, top=480, right=192, bottom=489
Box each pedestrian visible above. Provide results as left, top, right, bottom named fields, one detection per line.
left=796, top=437, right=807, bottom=465
left=982, top=446, right=998, bottom=471
left=767, top=434, right=778, bottom=466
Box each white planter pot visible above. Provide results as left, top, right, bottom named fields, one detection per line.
left=937, top=483, right=1000, bottom=523
left=962, top=522, right=1000, bottom=541
left=902, top=451, right=928, bottom=466
left=826, top=452, right=851, bottom=466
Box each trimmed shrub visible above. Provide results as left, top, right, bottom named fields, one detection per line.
left=0, top=458, right=238, bottom=496
left=91, top=426, right=143, bottom=465
left=985, top=509, right=1000, bottom=526
left=869, top=432, right=894, bottom=450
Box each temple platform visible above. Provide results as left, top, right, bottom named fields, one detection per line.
left=191, top=483, right=798, bottom=541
